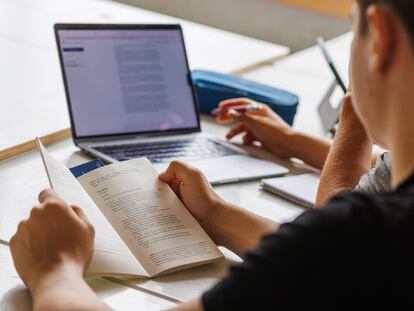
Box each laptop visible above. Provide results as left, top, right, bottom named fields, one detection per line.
left=54, top=24, right=288, bottom=185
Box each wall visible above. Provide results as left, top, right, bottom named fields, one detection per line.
left=114, top=0, right=352, bottom=51
left=275, top=0, right=353, bottom=18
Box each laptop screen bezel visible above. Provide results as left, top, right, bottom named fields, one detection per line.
left=54, top=23, right=201, bottom=143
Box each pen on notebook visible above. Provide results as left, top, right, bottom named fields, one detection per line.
left=317, top=37, right=347, bottom=94
left=211, top=102, right=262, bottom=116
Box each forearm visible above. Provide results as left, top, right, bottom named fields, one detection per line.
left=282, top=130, right=379, bottom=171
left=287, top=131, right=332, bottom=170
left=316, top=120, right=373, bottom=207
left=31, top=265, right=110, bottom=311
left=206, top=202, right=278, bottom=257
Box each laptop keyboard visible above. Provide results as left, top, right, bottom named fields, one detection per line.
left=93, top=137, right=240, bottom=163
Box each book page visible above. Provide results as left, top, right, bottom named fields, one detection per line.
left=78, top=158, right=223, bottom=277
left=37, top=140, right=147, bottom=277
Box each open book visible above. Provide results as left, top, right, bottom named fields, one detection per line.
left=36, top=139, right=223, bottom=278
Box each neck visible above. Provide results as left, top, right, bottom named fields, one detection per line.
left=384, top=43, right=414, bottom=189
left=389, top=96, right=414, bottom=189
left=391, top=138, right=414, bottom=190
left=378, top=30, right=414, bottom=189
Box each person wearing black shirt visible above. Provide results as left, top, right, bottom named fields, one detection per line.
left=9, top=0, right=414, bottom=310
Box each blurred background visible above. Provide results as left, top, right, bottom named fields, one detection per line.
left=116, top=0, right=353, bottom=51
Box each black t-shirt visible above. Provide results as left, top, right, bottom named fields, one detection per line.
left=202, top=173, right=414, bottom=310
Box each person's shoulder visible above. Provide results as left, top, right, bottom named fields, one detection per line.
left=293, top=188, right=414, bottom=236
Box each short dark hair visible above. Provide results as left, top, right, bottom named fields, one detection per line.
left=357, top=0, right=414, bottom=47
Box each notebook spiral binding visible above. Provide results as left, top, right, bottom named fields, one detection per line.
left=260, top=182, right=314, bottom=209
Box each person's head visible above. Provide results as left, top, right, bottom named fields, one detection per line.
left=350, top=0, right=414, bottom=148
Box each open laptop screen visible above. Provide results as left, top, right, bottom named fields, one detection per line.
left=56, top=26, right=199, bottom=138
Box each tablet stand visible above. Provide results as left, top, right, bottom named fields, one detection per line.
left=317, top=80, right=342, bottom=136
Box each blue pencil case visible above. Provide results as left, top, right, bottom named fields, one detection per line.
left=191, top=70, right=299, bottom=125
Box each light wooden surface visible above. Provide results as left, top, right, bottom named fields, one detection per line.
left=0, top=32, right=352, bottom=309
left=0, top=0, right=289, bottom=163
left=276, top=0, right=354, bottom=18
left=0, top=128, right=71, bottom=161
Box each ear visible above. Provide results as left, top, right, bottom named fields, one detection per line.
left=365, top=5, right=397, bottom=73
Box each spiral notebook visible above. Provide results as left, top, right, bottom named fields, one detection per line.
left=260, top=173, right=320, bottom=208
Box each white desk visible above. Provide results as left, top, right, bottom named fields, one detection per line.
left=0, top=32, right=352, bottom=309
left=0, top=0, right=289, bottom=155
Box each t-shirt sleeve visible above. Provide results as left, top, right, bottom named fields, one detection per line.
left=202, top=191, right=391, bottom=310
left=355, top=152, right=392, bottom=193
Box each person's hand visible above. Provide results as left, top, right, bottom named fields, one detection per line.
left=338, top=92, right=372, bottom=144
left=10, top=189, right=95, bottom=293
left=159, top=161, right=227, bottom=239
left=340, top=92, right=368, bottom=133
left=216, top=98, right=296, bottom=159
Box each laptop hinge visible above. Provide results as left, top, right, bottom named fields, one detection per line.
left=74, top=128, right=201, bottom=145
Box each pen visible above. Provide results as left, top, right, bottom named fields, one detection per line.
left=211, top=102, right=262, bottom=116
left=317, top=37, right=347, bottom=94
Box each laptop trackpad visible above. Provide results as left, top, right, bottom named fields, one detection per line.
left=154, top=155, right=289, bottom=185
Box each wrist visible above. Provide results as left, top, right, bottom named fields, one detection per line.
left=284, top=129, right=305, bottom=159
left=287, top=131, right=332, bottom=169
left=268, top=127, right=298, bottom=159
left=287, top=130, right=324, bottom=160
left=338, top=100, right=372, bottom=143
left=201, top=200, right=278, bottom=255
left=29, top=260, right=84, bottom=297
left=200, top=199, right=234, bottom=246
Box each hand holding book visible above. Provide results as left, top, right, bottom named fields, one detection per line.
left=158, top=160, right=228, bottom=240
left=10, top=188, right=95, bottom=293
left=31, top=139, right=223, bottom=278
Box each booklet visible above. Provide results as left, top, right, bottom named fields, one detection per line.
left=36, top=139, right=223, bottom=278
